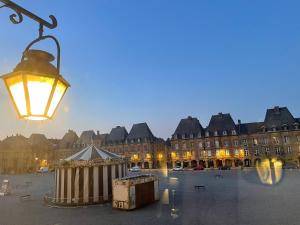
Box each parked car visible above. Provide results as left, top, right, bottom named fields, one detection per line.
left=218, top=165, right=231, bottom=170
left=283, top=163, right=299, bottom=169
left=37, top=167, right=49, bottom=173
left=193, top=165, right=204, bottom=171
left=130, top=166, right=141, bottom=172
left=173, top=166, right=184, bottom=171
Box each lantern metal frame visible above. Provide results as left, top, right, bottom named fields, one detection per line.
left=0, top=0, right=70, bottom=120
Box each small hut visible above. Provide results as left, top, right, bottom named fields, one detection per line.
left=53, top=145, right=127, bottom=206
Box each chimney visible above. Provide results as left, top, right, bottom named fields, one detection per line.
left=97, top=130, right=100, bottom=135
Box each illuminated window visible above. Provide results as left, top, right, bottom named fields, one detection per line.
left=225, top=150, right=230, bottom=156
left=234, top=149, right=239, bottom=156
left=253, top=138, right=258, bottom=146
left=245, top=150, right=249, bottom=156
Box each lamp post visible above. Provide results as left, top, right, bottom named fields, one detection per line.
left=0, top=0, right=69, bottom=120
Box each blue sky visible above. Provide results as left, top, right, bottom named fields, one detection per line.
left=0, top=0, right=299, bottom=139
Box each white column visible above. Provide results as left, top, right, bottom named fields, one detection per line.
left=67, top=168, right=72, bottom=204
left=74, top=168, right=79, bottom=204
left=93, top=166, right=99, bottom=203
left=60, top=168, right=65, bottom=203
left=55, top=169, right=60, bottom=202
left=111, top=165, right=116, bottom=181
left=103, top=165, right=108, bottom=201
left=83, top=167, right=89, bottom=204
left=118, top=164, right=122, bottom=178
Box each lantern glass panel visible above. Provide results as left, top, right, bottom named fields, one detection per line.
left=6, top=75, right=27, bottom=116
left=27, top=75, right=55, bottom=115
left=47, top=80, right=67, bottom=117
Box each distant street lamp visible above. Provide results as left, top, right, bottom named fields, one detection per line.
left=0, top=0, right=69, bottom=120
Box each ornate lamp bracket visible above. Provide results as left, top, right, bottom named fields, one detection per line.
left=0, top=0, right=57, bottom=37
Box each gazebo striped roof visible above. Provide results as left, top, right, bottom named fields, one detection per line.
left=65, top=145, right=122, bottom=161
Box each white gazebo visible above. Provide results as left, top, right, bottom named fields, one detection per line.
left=53, top=145, right=127, bottom=206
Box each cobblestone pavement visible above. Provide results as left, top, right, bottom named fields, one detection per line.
left=1, top=169, right=300, bottom=225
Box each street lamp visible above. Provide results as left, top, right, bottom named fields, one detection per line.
left=0, top=0, right=69, bottom=120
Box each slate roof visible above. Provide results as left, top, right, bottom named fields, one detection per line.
left=173, top=116, right=203, bottom=138
left=28, top=133, right=50, bottom=145
left=76, top=130, right=96, bottom=145
left=65, top=145, right=122, bottom=161
left=206, top=113, right=236, bottom=133
left=126, top=123, right=155, bottom=141
left=107, top=126, right=128, bottom=143
left=264, top=106, right=296, bottom=129
left=59, top=130, right=78, bottom=149
left=239, top=122, right=264, bottom=135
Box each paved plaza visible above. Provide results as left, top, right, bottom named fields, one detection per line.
left=1, top=169, right=300, bottom=225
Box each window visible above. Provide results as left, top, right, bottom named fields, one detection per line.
left=242, top=139, right=247, bottom=146
left=190, top=142, right=194, bottom=148
left=255, top=149, right=260, bottom=156
left=182, top=143, right=186, bottom=149
left=214, top=131, right=218, bottom=136
left=272, top=127, right=277, bottom=132
left=206, top=141, right=211, bottom=148
left=225, top=149, right=230, bottom=156
left=197, top=132, right=202, bottom=138
left=205, top=131, right=209, bottom=137
left=182, top=134, right=185, bottom=139
left=224, top=141, right=229, bottom=147
left=287, top=146, right=292, bottom=154
left=215, top=141, right=220, bottom=148
left=207, top=150, right=212, bottom=157
left=202, top=150, right=206, bottom=157
left=190, top=133, right=194, bottom=139
left=283, top=136, right=289, bottom=144
left=198, top=142, right=203, bottom=148
left=245, top=150, right=249, bottom=156
left=275, top=147, right=281, bottom=155
left=253, top=138, right=258, bottom=146
left=234, top=149, right=239, bottom=156
left=234, top=140, right=239, bottom=146
left=223, top=131, right=227, bottom=136
left=232, top=130, right=237, bottom=135
left=297, top=136, right=300, bottom=142
left=262, top=138, right=268, bottom=145
left=273, top=137, right=280, bottom=144
left=138, top=138, right=141, bottom=143
left=265, top=147, right=270, bottom=155
left=175, top=143, right=179, bottom=150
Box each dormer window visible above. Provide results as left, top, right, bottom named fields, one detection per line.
left=138, top=138, right=141, bottom=143
left=190, top=133, right=194, bottom=139
left=174, top=134, right=178, bottom=140
left=295, top=123, right=299, bottom=130
left=182, top=134, right=185, bottom=139
left=197, top=132, right=202, bottom=138
left=262, top=126, right=266, bottom=132
left=214, top=131, right=218, bottom=136
left=232, top=130, right=237, bottom=135
left=272, top=127, right=277, bottom=132
left=283, top=124, right=288, bottom=131
left=131, top=139, right=134, bottom=143
left=223, top=131, right=227, bottom=136
left=205, top=131, right=209, bottom=137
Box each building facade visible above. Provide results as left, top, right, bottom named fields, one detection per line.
left=169, top=107, right=300, bottom=168
left=0, top=106, right=299, bottom=174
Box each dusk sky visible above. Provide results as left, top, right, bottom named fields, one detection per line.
left=0, top=0, right=299, bottom=140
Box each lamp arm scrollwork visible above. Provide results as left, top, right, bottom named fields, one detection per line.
left=0, top=0, right=57, bottom=30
